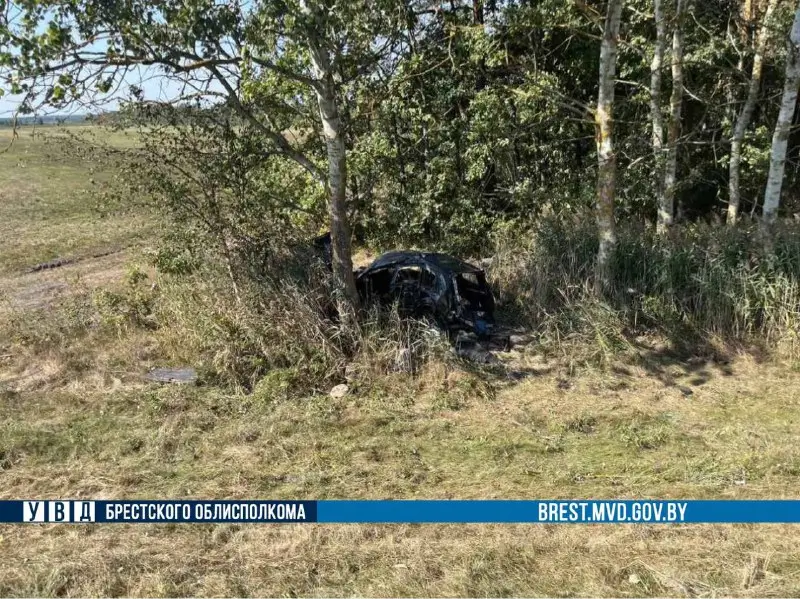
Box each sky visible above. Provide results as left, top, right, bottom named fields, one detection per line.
left=0, top=3, right=205, bottom=117
left=0, top=67, right=192, bottom=117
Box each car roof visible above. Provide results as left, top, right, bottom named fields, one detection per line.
left=363, top=251, right=483, bottom=275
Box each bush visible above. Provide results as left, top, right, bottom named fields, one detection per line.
left=153, top=256, right=456, bottom=393
left=154, top=264, right=343, bottom=391
left=488, top=217, right=800, bottom=361
left=93, top=266, right=158, bottom=333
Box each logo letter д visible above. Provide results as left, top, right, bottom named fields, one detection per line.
left=74, top=501, right=96, bottom=523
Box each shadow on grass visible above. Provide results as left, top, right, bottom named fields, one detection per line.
left=481, top=218, right=800, bottom=392
left=469, top=307, right=780, bottom=394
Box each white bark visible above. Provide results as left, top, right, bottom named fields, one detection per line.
left=650, top=0, right=666, bottom=208
left=595, top=0, right=623, bottom=292
left=307, top=38, right=360, bottom=313
left=728, top=0, right=778, bottom=225
left=658, top=0, right=686, bottom=234
left=762, top=2, right=800, bottom=226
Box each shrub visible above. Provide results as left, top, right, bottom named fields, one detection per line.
left=154, top=264, right=343, bottom=391
left=93, top=266, right=158, bottom=333
left=488, top=217, right=800, bottom=361
left=152, top=254, right=457, bottom=393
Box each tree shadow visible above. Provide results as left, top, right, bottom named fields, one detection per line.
left=626, top=323, right=775, bottom=390
left=462, top=315, right=779, bottom=393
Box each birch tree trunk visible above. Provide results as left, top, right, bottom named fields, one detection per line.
left=594, top=0, right=623, bottom=292
left=728, top=0, right=778, bottom=225
left=762, top=2, right=800, bottom=226
left=307, top=39, right=361, bottom=316
left=658, top=0, right=686, bottom=235
left=650, top=0, right=666, bottom=213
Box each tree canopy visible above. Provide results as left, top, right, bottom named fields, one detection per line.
left=2, top=0, right=800, bottom=287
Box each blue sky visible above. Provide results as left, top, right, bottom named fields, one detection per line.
left=0, top=5, right=199, bottom=117
left=0, top=67, right=191, bottom=117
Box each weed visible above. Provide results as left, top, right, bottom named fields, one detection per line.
left=489, top=217, right=800, bottom=361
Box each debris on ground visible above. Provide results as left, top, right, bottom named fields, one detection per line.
left=24, top=247, right=123, bottom=274
left=25, top=257, right=76, bottom=273
left=145, top=367, right=198, bottom=385
left=453, top=330, right=501, bottom=365
left=508, top=332, right=535, bottom=347
left=393, top=348, right=414, bottom=373
left=329, top=383, right=349, bottom=398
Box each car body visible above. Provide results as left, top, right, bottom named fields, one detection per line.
left=355, top=250, right=496, bottom=334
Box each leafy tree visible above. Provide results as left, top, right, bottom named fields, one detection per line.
left=0, top=0, right=408, bottom=316
left=3, top=0, right=800, bottom=283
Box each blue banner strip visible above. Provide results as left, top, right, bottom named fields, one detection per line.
left=317, top=500, right=798, bottom=523
left=1, top=500, right=800, bottom=524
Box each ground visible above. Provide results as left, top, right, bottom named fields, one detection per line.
left=1, top=125, right=800, bottom=597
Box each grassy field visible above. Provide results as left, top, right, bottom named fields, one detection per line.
left=0, top=126, right=151, bottom=276
left=2, top=125, right=800, bottom=597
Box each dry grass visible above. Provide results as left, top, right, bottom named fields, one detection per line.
left=3, top=354, right=800, bottom=596
left=0, top=126, right=154, bottom=276
left=1, top=522, right=799, bottom=596
left=2, top=124, right=800, bottom=597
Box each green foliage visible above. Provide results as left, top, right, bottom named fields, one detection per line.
left=154, top=266, right=342, bottom=390
left=618, top=413, right=674, bottom=450
left=3, top=0, right=799, bottom=250
left=490, top=217, right=800, bottom=362
left=93, top=266, right=157, bottom=333
left=348, top=7, right=598, bottom=252
left=149, top=230, right=204, bottom=277
left=251, top=367, right=304, bottom=402
left=4, top=0, right=800, bottom=377
left=2, top=294, right=97, bottom=351
left=101, top=108, right=325, bottom=281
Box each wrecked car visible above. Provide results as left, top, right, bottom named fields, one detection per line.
left=311, top=233, right=496, bottom=335
left=355, top=251, right=496, bottom=335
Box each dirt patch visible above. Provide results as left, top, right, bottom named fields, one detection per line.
left=1, top=250, right=131, bottom=310
left=8, top=280, right=70, bottom=310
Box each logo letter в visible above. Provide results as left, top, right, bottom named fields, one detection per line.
left=49, top=501, right=68, bottom=522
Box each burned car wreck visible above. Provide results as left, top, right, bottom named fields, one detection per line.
left=355, top=251, right=496, bottom=335
left=313, top=233, right=495, bottom=335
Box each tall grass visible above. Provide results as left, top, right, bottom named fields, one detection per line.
left=490, top=218, right=800, bottom=360
left=155, top=260, right=454, bottom=391
left=9, top=217, right=797, bottom=391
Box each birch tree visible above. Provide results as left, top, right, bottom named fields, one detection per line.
left=650, top=0, right=667, bottom=216
left=762, top=1, right=800, bottom=226
left=658, top=0, right=686, bottom=234
left=728, top=0, right=779, bottom=225
left=595, top=0, right=624, bottom=291
left=0, top=0, right=406, bottom=316
left=301, top=4, right=360, bottom=315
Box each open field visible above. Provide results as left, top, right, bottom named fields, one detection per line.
left=2, top=126, right=800, bottom=596
left=0, top=126, right=152, bottom=277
